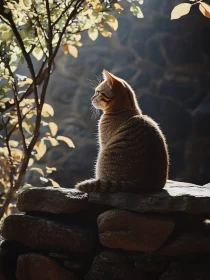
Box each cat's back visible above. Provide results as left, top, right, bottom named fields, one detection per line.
left=107, top=113, right=169, bottom=187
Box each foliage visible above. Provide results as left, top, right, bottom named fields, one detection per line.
left=0, top=0, right=144, bottom=219
left=171, top=0, right=210, bottom=19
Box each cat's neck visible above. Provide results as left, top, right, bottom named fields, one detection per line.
left=104, top=108, right=141, bottom=116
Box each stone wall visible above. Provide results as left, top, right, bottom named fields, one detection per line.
left=1, top=180, right=210, bottom=279
left=31, top=0, right=210, bottom=188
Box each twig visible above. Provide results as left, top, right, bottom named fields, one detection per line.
left=1, top=117, right=14, bottom=190
left=49, top=0, right=85, bottom=64
left=52, top=0, right=77, bottom=27
left=6, top=16, right=39, bottom=110
left=0, top=58, right=48, bottom=113
left=7, top=64, right=27, bottom=153
left=46, top=0, right=53, bottom=57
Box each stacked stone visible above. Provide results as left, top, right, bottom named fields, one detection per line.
left=1, top=180, right=210, bottom=279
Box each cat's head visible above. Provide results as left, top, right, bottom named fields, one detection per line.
left=91, top=70, right=140, bottom=113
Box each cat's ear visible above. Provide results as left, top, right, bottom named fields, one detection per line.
left=103, top=70, right=117, bottom=86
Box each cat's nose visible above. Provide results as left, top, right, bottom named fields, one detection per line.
left=91, top=97, right=94, bottom=101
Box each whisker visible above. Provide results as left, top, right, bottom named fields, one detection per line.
left=96, top=74, right=103, bottom=83
left=90, top=105, right=100, bottom=119
left=86, top=78, right=98, bottom=88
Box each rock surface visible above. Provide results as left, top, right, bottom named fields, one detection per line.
left=89, top=180, right=210, bottom=213
left=86, top=251, right=151, bottom=280
left=159, top=262, right=210, bottom=280
left=16, top=254, right=76, bottom=280
left=97, top=210, right=175, bottom=252
left=17, top=187, right=89, bottom=214
left=158, top=232, right=210, bottom=256
left=2, top=215, right=95, bottom=253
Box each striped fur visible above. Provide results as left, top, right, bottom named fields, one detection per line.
left=75, top=70, right=169, bottom=193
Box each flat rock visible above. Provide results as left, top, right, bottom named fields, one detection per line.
left=89, top=180, right=210, bottom=213
left=2, top=215, right=95, bottom=253
left=97, top=210, right=175, bottom=252
left=17, top=187, right=89, bottom=214
left=158, top=232, right=210, bottom=256
left=86, top=251, right=151, bottom=280
left=16, top=254, right=76, bottom=280
left=159, top=262, right=210, bottom=280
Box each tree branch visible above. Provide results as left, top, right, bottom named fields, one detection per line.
left=46, top=0, right=53, bottom=57
left=6, top=16, right=39, bottom=110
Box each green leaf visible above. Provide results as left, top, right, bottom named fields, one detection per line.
left=88, top=27, right=99, bottom=41
left=0, top=30, right=13, bottom=42
left=130, top=4, right=144, bottom=18
left=19, top=0, right=32, bottom=10
left=32, top=47, right=44, bottom=61
left=22, top=120, right=35, bottom=135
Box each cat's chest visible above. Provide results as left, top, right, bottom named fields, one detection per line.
left=99, top=113, right=130, bottom=148
left=99, top=115, right=119, bottom=148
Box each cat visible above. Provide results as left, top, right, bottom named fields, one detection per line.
left=75, top=70, right=169, bottom=193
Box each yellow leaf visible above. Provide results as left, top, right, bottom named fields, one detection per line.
left=106, top=15, right=118, bottom=31
left=68, top=45, right=78, bottom=58
left=75, top=41, right=83, bottom=47
left=28, top=158, right=34, bottom=167
left=114, top=3, right=123, bottom=13
left=61, top=44, right=68, bottom=54
left=22, top=120, right=35, bottom=135
left=18, top=78, right=33, bottom=87
left=9, top=140, right=18, bottom=147
left=11, top=148, right=22, bottom=160
left=30, top=167, right=44, bottom=176
left=48, top=122, right=58, bottom=137
left=171, top=3, right=192, bottom=20
left=46, top=166, right=56, bottom=174
left=56, top=136, right=75, bottom=148
left=49, top=178, right=60, bottom=187
left=34, top=141, right=47, bottom=159
left=42, top=103, right=54, bottom=117
left=100, top=28, right=112, bottom=38
left=199, top=2, right=210, bottom=18
left=49, top=137, right=59, bottom=147
left=88, top=27, right=99, bottom=41
left=40, top=177, right=48, bottom=183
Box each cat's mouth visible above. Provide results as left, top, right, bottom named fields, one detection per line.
left=92, top=99, right=100, bottom=107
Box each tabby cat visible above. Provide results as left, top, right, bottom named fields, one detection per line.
left=75, top=70, right=169, bottom=193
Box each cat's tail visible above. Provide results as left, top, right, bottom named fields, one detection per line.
left=75, top=178, right=164, bottom=193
